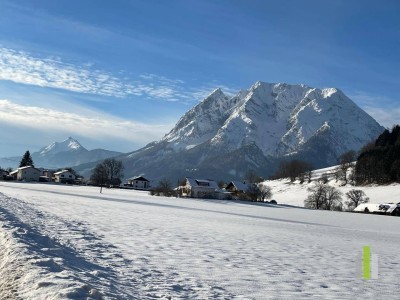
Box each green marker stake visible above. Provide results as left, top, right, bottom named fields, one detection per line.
left=363, top=246, right=371, bottom=280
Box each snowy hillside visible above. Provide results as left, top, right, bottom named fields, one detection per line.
left=0, top=181, right=398, bottom=299
left=264, top=165, right=400, bottom=207
left=107, top=81, right=383, bottom=181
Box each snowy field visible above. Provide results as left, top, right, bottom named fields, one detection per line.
left=0, top=181, right=399, bottom=299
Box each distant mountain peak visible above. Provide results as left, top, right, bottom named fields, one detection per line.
left=39, top=137, right=86, bottom=156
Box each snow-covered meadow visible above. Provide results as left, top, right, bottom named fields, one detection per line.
left=0, top=181, right=399, bottom=299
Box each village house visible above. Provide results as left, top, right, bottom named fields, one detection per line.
left=226, top=181, right=250, bottom=193
left=354, top=202, right=400, bottom=216
left=126, top=176, right=150, bottom=189
left=179, top=177, right=226, bottom=199
left=41, top=169, right=55, bottom=182
left=54, top=170, right=76, bottom=184
left=9, top=166, right=41, bottom=182
left=1, top=169, right=10, bottom=180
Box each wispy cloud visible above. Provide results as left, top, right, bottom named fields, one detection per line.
left=0, top=47, right=237, bottom=102
left=348, top=91, right=399, bottom=128
left=0, top=99, right=171, bottom=144
left=363, top=107, right=400, bottom=128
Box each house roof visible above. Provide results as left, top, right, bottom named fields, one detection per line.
left=186, top=177, right=219, bottom=189
left=18, top=166, right=37, bottom=170
left=14, top=166, right=40, bottom=172
left=354, top=203, right=400, bottom=213
left=127, top=176, right=149, bottom=182
left=54, top=170, right=73, bottom=175
left=226, top=181, right=249, bottom=191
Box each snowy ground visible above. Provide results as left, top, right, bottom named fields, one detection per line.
left=0, top=181, right=399, bottom=299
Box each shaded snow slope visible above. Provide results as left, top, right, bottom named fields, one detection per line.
left=1, top=182, right=399, bottom=299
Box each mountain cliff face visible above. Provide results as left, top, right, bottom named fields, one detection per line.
left=0, top=137, right=122, bottom=169
left=81, top=82, right=385, bottom=181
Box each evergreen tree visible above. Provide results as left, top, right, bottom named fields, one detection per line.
left=19, top=150, right=34, bottom=168
left=355, top=125, right=400, bottom=184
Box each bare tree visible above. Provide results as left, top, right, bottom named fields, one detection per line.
left=324, top=186, right=343, bottom=210
left=102, top=158, right=124, bottom=186
left=258, top=183, right=273, bottom=201
left=306, top=169, right=313, bottom=183
left=345, top=189, right=369, bottom=210
left=305, top=182, right=327, bottom=209
left=339, top=150, right=356, bottom=185
left=153, top=178, right=175, bottom=197
left=319, top=173, right=329, bottom=184
left=305, top=183, right=342, bottom=210
left=246, top=184, right=261, bottom=201
left=90, top=163, right=108, bottom=193
left=90, top=158, right=124, bottom=192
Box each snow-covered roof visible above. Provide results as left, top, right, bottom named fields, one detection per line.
left=227, top=181, right=249, bottom=191
left=186, top=177, right=219, bottom=189
left=354, top=203, right=400, bottom=214
left=54, top=170, right=73, bottom=175
left=18, top=166, right=37, bottom=170
left=127, top=176, right=149, bottom=182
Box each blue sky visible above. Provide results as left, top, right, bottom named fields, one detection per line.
left=0, top=0, right=399, bottom=158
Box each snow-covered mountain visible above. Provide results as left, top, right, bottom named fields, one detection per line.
left=37, top=137, right=84, bottom=157
left=0, top=137, right=122, bottom=169
left=77, top=82, right=384, bottom=181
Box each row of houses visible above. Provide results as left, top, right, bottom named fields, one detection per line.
left=2, top=166, right=250, bottom=200
left=120, top=176, right=250, bottom=199
left=3, top=166, right=78, bottom=183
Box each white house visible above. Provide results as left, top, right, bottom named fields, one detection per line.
left=54, top=170, right=76, bottom=183
left=9, top=166, right=41, bottom=182
left=179, top=177, right=224, bottom=199
left=354, top=202, right=400, bottom=215
left=226, top=181, right=250, bottom=193
left=126, top=176, right=150, bottom=189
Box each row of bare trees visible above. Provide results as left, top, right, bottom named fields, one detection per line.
left=304, top=182, right=369, bottom=211
left=271, top=160, right=313, bottom=183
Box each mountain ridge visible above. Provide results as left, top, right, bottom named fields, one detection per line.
left=0, top=137, right=122, bottom=169
left=81, top=81, right=383, bottom=182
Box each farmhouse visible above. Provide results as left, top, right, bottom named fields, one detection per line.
left=179, top=177, right=224, bottom=199
left=126, top=176, right=150, bottom=189
left=226, top=181, right=250, bottom=193
left=354, top=202, right=400, bottom=216
left=54, top=170, right=76, bottom=184
left=9, top=166, right=41, bottom=182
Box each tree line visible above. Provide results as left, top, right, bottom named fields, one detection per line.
left=355, top=125, right=400, bottom=184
